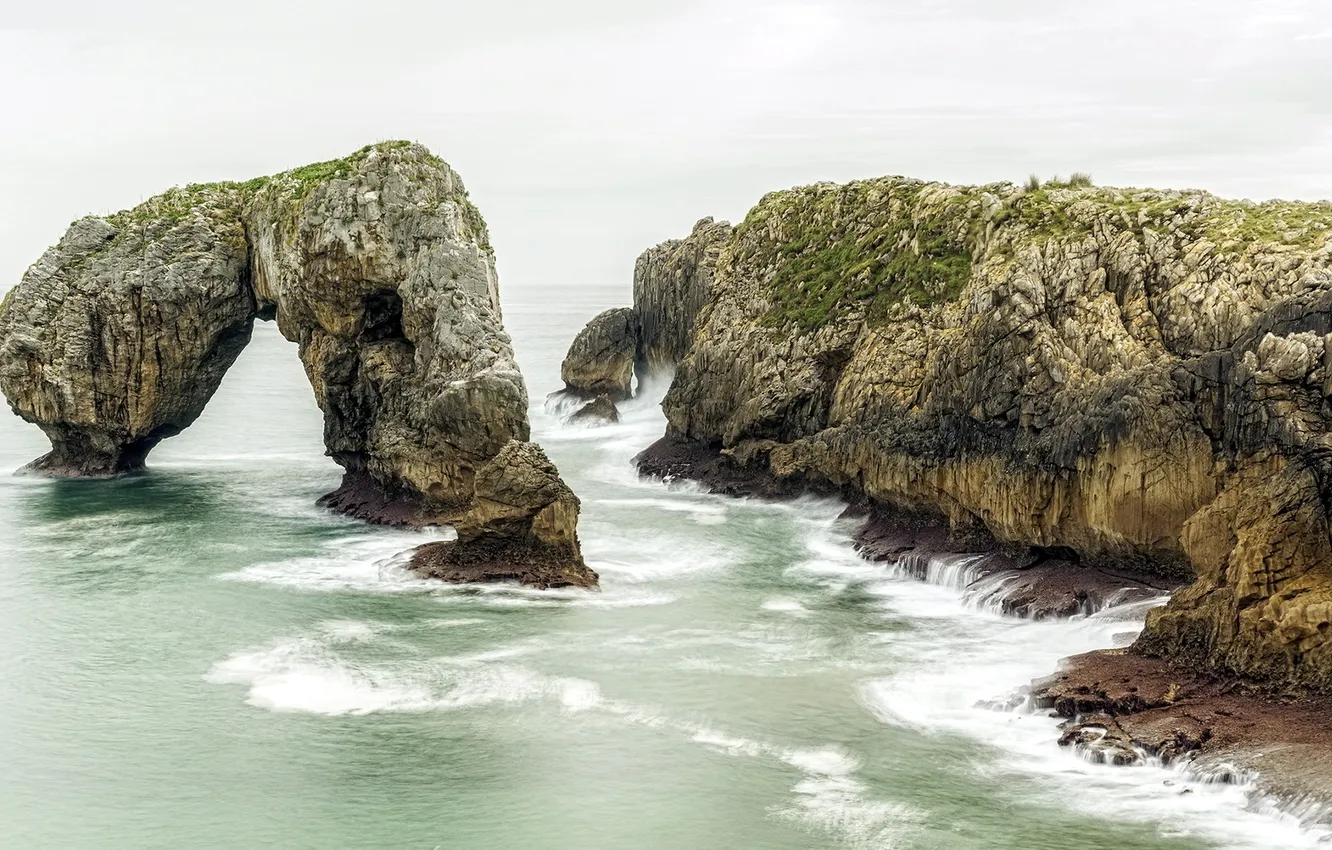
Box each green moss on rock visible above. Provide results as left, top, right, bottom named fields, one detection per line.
left=740, top=175, right=1332, bottom=333
left=735, top=179, right=980, bottom=332
left=80, top=141, right=491, bottom=259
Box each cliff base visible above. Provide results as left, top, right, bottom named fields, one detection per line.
left=409, top=537, right=599, bottom=590
left=1034, top=650, right=1332, bottom=806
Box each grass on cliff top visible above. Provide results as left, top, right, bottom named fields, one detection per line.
left=736, top=179, right=979, bottom=332
left=83, top=140, right=492, bottom=255
left=1003, top=185, right=1332, bottom=250
left=736, top=174, right=1332, bottom=333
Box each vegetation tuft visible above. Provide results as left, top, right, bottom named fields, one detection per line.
left=74, top=140, right=492, bottom=258
left=735, top=180, right=978, bottom=332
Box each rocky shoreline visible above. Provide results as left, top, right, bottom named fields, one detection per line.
left=635, top=433, right=1331, bottom=817
left=637, top=434, right=1178, bottom=619
left=1033, top=650, right=1332, bottom=812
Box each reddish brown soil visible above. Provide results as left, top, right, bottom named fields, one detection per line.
left=1034, top=649, right=1332, bottom=801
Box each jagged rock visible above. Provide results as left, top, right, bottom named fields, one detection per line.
left=409, top=441, right=598, bottom=588
left=623, top=176, right=1332, bottom=689
left=0, top=205, right=253, bottom=475
left=551, top=218, right=729, bottom=399
left=568, top=394, right=619, bottom=425
left=0, top=141, right=592, bottom=587
left=633, top=216, right=731, bottom=376
left=558, top=307, right=639, bottom=400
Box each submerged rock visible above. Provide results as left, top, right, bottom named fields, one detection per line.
left=408, top=441, right=597, bottom=588
left=0, top=141, right=593, bottom=587
left=613, top=176, right=1332, bottom=689
left=568, top=394, right=620, bottom=425
left=558, top=307, right=639, bottom=400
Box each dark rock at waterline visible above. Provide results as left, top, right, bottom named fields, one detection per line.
left=635, top=434, right=843, bottom=500
left=637, top=436, right=1174, bottom=620
left=568, top=394, right=620, bottom=425
left=1033, top=650, right=1332, bottom=802
left=855, top=501, right=1177, bottom=620
left=407, top=441, right=598, bottom=589
left=316, top=470, right=431, bottom=527
left=410, top=536, right=599, bottom=590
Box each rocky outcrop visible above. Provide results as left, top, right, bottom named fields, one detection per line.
left=568, top=394, right=619, bottom=425
left=0, top=200, right=253, bottom=475
left=633, top=216, right=731, bottom=375
left=0, top=141, right=592, bottom=586
left=409, top=440, right=597, bottom=588
left=629, top=176, right=1332, bottom=690
left=1032, top=650, right=1332, bottom=801
left=552, top=217, right=731, bottom=407
left=558, top=307, right=639, bottom=400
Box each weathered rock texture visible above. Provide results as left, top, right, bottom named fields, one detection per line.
left=633, top=216, right=732, bottom=375
left=0, top=200, right=253, bottom=475
left=568, top=394, right=620, bottom=425
left=558, top=307, right=639, bottom=400
left=409, top=440, right=597, bottom=588
left=1032, top=650, right=1332, bottom=803
left=633, top=176, right=1332, bottom=690
left=0, top=141, right=592, bottom=586
left=552, top=217, right=731, bottom=405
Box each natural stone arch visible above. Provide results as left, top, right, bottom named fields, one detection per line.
left=0, top=141, right=595, bottom=587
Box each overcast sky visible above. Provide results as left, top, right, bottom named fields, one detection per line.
left=4, top=0, right=1332, bottom=299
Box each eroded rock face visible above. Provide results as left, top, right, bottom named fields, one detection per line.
left=244, top=143, right=528, bottom=523
left=633, top=216, right=731, bottom=376
left=409, top=441, right=597, bottom=588
left=0, top=199, right=254, bottom=476
left=0, top=141, right=592, bottom=587
left=630, top=177, right=1332, bottom=689
left=558, top=307, right=639, bottom=400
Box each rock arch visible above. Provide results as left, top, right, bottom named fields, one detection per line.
left=0, top=141, right=595, bottom=587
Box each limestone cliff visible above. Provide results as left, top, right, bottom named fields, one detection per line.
left=0, top=141, right=594, bottom=588
left=634, top=176, right=1332, bottom=690
left=633, top=216, right=732, bottom=375
left=551, top=217, right=730, bottom=417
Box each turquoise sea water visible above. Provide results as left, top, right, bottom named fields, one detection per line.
left=0, top=283, right=1324, bottom=849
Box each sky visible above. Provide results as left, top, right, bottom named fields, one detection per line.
left=4, top=0, right=1332, bottom=298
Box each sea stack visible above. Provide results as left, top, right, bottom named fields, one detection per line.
left=0, top=141, right=596, bottom=589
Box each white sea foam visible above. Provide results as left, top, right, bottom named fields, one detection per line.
left=217, top=534, right=445, bottom=592
left=206, top=630, right=602, bottom=717
left=761, top=597, right=809, bottom=617
left=592, top=697, right=920, bottom=848
left=202, top=375, right=1332, bottom=846
left=854, top=554, right=1332, bottom=847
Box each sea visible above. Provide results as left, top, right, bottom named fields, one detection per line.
left=0, top=280, right=1327, bottom=849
